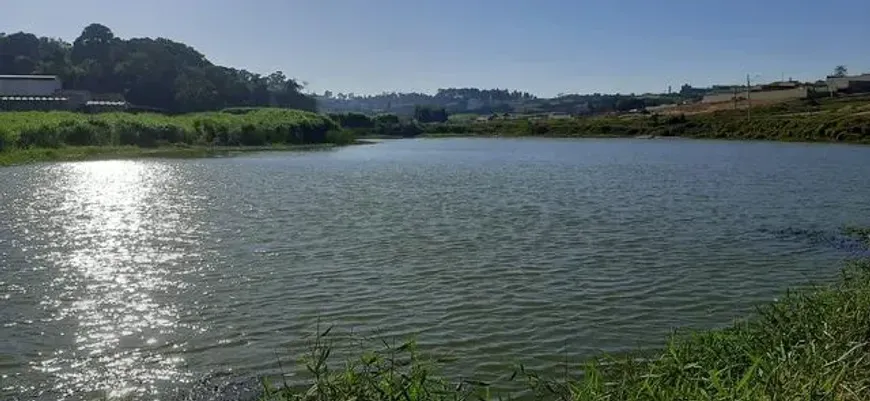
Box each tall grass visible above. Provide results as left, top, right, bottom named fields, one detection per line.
left=263, top=257, right=870, bottom=401
left=0, top=108, right=350, bottom=151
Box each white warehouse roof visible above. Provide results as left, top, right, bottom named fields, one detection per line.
left=0, top=75, right=60, bottom=80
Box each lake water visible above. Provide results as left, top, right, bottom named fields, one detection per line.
left=2, top=138, right=869, bottom=400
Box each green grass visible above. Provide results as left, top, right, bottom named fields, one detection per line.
left=421, top=97, right=870, bottom=143
left=0, top=108, right=359, bottom=165
left=0, top=108, right=353, bottom=151
left=262, top=256, right=870, bottom=400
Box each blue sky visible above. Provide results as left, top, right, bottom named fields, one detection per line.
left=3, top=0, right=869, bottom=97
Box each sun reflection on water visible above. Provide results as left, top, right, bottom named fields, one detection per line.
left=26, top=160, right=200, bottom=399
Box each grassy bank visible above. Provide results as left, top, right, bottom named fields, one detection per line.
left=0, top=108, right=357, bottom=165
left=421, top=97, right=870, bottom=143
left=0, top=144, right=340, bottom=166
left=262, top=246, right=870, bottom=399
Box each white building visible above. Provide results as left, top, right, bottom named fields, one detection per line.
left=826, top=74, right=870, bottom=94
left=0, top=75, right=62, bottom=96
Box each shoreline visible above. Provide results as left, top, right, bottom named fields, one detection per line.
left=0, top=143, right=362, bottom=167
left=0, top=109, right=356, bottom=167
left=416, top=132, right=870, bottom=145
left=4, top=133, right=865, bottom=167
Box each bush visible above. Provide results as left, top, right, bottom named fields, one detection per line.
left=329, top=112, right=374, bottom=129
left=18, top=124, right=63, bottom=148
left=239, top=123, right=265, bottom=146
left=416, top=109, right=870, bottom=143
left=0, top=109, right=348, bottom=151
left=326, top=129, right=356, bottom=145
left=220, top=107, right=261, bottom=115
left=0, top=127, right=15, bottom=151
left=329, top=113, right=423, bottom=138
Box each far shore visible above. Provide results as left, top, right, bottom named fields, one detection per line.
left=415, top=131, right=870, bottom=145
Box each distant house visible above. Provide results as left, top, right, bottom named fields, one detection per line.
left=0, top=75, right=127, bottom=112
left=0, top=95, right=70, bottom=111
left=700, top=80, right=821, bottom=104
left=826, top=74, right=870, bottom=94
left=0, top=75, right=62, bottom=96
left=85, top=100, right=129, bottom=113
left=548, top=112, right=571, bottom=119
left=761, top=81, right=800, bottom=90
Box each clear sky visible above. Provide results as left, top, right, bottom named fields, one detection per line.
left=3, top=0, right=869, bottom=97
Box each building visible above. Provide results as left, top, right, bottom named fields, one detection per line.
left=826, top=74, right=870, bottom=94
left=700, top=81, right=823, bottom=104
left=760, top=81, right=800, bottom=90
left=701, top=87, right=814, bottom=104
left=0, top=75, right=62, bottom=96
left=0, top=75, right=128, bottom=112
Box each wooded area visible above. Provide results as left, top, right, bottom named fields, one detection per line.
left=0, top=24, right=316, bottom=113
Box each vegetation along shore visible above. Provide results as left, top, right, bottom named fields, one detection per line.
left=260, top=233, right=870, bottom=401
left=418, top=96, right=870, bottom=143
left=316, top=95, right=870, bottom=144
left=3, top=96, right=868, bottom=166
left=3, top=94, right=870, bottom=167
left=0, top=108, right=355, bottom=166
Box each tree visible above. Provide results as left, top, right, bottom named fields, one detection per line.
left=833, top=65, right=848, bottom=77
left=71, top=24, right=117, bottom=72
left=0, top=23, right=318, bottom=113
left=414, top=105, right=448, bottom=123
left=266, top=71, right=287, bottom=92
left=174, top=67, right=219, bottom=112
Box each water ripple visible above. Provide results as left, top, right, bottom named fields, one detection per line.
left=1, top=139, right=869, bottom=399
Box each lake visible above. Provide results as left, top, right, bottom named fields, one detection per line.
left=2, top=138, right=869, bottom=400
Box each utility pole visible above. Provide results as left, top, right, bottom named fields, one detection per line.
left=746, top=74, right=752, bottom=121
left=733, top=86, right=738, bottom=110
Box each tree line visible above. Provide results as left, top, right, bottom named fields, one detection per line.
left=316, top=87, right=688, bottom=116
left=316, top=88, right=538, bottom=116
left=0, top=24, right=316, bottom=114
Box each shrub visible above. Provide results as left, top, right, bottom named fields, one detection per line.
left=0, top=109, right=348, bottom=150
left=0, top=127, right=15, bottom=151
left=325, top=129, right=356, bottom=145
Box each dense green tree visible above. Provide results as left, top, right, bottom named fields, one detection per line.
left=833, top=65, right=848, bottom=77
left=0, top=24, right=316, bottom=114
left=414, top=105, right=448, bottom=123
left=329, top=112, right=374, bottom=128
left=71, top=23, right=116, bottom=65
left=328, top=112, right=421, bottom=137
